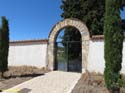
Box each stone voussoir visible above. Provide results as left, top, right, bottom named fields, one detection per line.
left=47, top=18, right=90, bottom=73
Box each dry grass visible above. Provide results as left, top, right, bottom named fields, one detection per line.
left=81, top=71, right=105, bottom=87
left=122, top=74, right=125, bottom=87
left=0, top=66, right=49, bottom=90
left=3, top=66, right=49, bottom=78
left=72, top=71, right=125, bottom=93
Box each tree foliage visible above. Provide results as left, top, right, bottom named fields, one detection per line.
left=61, top=0, right=82, bottom=60
left=60, top=0, right=105, bottom=61
left=0, top=28, right=3, bottom=77
left=80, top=0, right=105, bottom=35
left=61, top=0, right=82, bottom=42
left=61, top=0, right=105, bottom=36
left=104, top=0, right=124, bottom=92
left=120, top=0, right=125, bottom=10
left=0, top=16, right=9, bottom=78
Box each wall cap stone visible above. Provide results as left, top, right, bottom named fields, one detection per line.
left=10, top=39, right=48, bottom=44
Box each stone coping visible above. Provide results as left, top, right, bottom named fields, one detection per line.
left=12, top=35, right=125, bottom=43
left=10, top=39, right=48, bottom=44
left=9, top=35, right=105, bottom=44
left=91, top=35, right=104, bottom=41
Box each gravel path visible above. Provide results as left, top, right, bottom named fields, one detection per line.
left=2, top=71, right=81, bottom=93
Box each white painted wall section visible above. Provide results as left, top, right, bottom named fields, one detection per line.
left=121, top=42, right=125, bottom=74
left=88, top=40, right=125, bottom=74
left=8, top=39, right=125, bottom=74
left=88, top=40, right=105, bottom=73
left=8, top=42, right=47, bottom=68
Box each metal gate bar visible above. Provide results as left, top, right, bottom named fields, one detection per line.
left=55, top=41, right=82, bottom=73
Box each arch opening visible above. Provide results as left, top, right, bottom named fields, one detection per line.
left=55, top=26, right=82, bottom=72
left=47, top=18, right=90, bottom=73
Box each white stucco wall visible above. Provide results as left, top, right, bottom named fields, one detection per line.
left=8, top=42, right=47, bottom=68
left=8, top=39, right=125, bottom=74
left=121, top=42, right=125, bottom=74
left=88, top=40, right=125, bottom=74
left=88, top=40, right=105, bottom=73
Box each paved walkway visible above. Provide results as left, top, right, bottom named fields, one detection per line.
left=3, top=71, right=81, bottom=93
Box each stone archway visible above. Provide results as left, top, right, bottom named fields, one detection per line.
left=47, top=18, right=90, bottom=73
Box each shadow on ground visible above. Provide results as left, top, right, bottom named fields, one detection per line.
left=18, top=88, right=31, bottom=93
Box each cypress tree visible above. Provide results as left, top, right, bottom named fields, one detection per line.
left=0, top=16, right=9, bottom=78
left=2, top=16, right=9, bottom=71
left=104, top=0, right=124, bottom=92
left=0, top=27, right=4, bottom=78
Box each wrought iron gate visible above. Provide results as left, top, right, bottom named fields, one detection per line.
left=55, top=41, right=82, bottom=73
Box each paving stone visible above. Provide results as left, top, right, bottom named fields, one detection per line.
left=3, top=71, right=81, bottom=93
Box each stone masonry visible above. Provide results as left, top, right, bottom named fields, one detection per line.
left=47, top=18, right=90, bottom=73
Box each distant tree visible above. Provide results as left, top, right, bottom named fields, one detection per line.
left=0, top=16, right=9, bottom=78
left=104, top=0, right=124, bottom=92
left=60, top=0, right=105, bottom=61
left=61, top=0, right=82, bottom=60
left=61, top=27, right=81, bottom=60
left=61, top=0, right=105, bottom=36
left=120, top=0, right=125, bottom=10
left=80, top=0, right=105, bottom=35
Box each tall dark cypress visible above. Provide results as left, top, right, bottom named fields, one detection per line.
left=0, top=16, right=9, bottom=78
left=0, top=28, right=4, bottom=78
left=2, top=16, right=9, bottom=70
left=104, top=0, right=124, bottom=92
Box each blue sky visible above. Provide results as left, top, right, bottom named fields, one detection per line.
left=0, top=0, right=62, bottom=40
left=0, top=1, right=124, bottom=41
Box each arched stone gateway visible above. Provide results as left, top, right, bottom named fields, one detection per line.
left=47, top=18, right=90, bottom=73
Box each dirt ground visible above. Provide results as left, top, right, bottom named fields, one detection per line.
left=72, top=71, right=125, bottom=93
left=1, top=67, right=125, bottom=93
left=0, top=66, right=49, bottom=91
